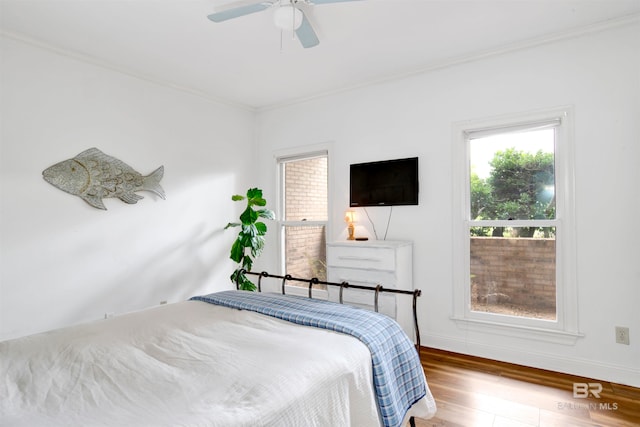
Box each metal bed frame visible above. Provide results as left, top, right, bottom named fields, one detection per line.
left=236, top=270, right=422, bottom=349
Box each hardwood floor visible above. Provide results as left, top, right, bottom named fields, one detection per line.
left=411, top=347, right=640, bottom=427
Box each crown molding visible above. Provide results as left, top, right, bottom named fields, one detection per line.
left=2, top=11, right=638, bottom=114
left=0, top=29, right=257, bottom=114
left=257, top=12, right=640, bottom=112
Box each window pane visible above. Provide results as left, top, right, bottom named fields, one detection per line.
left=470, top=129, right=555, bottom=221
left=284, top=156, right=328, bottom=221
left=280, top=153, right=328, bottom=287
left=470, top=227, right=556, bottom=320
left=284, top=225, right=327, bottom=282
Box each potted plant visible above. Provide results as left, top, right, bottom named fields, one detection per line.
left=224, top=188, right=275, bottom=291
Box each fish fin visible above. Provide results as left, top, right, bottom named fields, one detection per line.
left=119, top=193, right=144, bottom=204
left=75, top=147, right=104, bottom=160
left=82, top=194, right=107, bottom=210
left=142, top=166, right=166, bottom=200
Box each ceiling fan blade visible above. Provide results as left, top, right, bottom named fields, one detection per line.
left=207, top=2, right=271, bottom=23
left=295, top=12, right=319, bottom=48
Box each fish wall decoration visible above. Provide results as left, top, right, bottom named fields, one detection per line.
left=43, top=147, right=165, bottom=210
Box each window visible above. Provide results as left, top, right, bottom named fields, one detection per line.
left=277, top=151, right=328, bottom=283
left=453, top=108, right=580, bottom=343
left=470, top=127, right=557, bottom=320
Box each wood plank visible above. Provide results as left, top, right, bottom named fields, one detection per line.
left=410, top=347, right=640, bottom=427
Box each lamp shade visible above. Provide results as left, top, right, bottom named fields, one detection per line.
left=344, top=210, right=356, bottom=223
left=273, top=4, right=303, bottom=30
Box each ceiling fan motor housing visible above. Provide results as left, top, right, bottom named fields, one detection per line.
left=273, top=3, right=303, bottom=30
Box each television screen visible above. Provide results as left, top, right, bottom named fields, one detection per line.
left=350, top=157, right=419, bottom=207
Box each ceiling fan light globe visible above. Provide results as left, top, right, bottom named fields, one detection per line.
left=273, top=5, right=303, bottom=30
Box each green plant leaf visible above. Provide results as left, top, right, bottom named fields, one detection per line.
left=242, top=256, right=253, bottom=271
left=239, top=232, right=253, bottom=248
left=243, top=224, right=258, bottom=237
left=246, top=188, right=268, bottom=207
left=238, top=276, right=257, bottom=291
left=251, top=237, right=265, bottom=258
left=246, top=188, right=263, bottom=199
left=257, top=209, right=275, bottom=220
left=225, top=187, right=273, bottom=292
left=230, top=238, right=244, bottom=263
left=250, top=197, right=267, bottom=207
left=255, top=222, right=267, bottom=235
left=240, top=206, right=258, bottom=225
left=231, top=269, right=257, bottom=291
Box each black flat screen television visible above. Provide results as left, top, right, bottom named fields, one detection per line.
left=350, top=157, right=419, bottom=207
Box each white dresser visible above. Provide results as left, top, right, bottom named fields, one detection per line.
left=326, top=240, right=414, bottom=340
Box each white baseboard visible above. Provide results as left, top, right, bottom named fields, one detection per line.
left=422, top=332, right=640, bottom=388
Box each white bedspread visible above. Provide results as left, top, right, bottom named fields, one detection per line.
left=1, top=300, right=435, bottom=426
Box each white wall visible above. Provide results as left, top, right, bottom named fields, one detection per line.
left=0, top=36, right=255, bottom=340
left=254, top=22, right=640, bottom=386
left=2, top=19, right=638, bottom=388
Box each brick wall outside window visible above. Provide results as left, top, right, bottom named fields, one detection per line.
left=284, top=156, right=327, bottom=281
left=470, top=237, right=556, bottom=319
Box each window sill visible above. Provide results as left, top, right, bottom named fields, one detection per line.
left=451, top=316, right=584, bottom=346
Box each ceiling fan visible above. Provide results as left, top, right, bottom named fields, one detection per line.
left=208, top=0, right=363, bottom=48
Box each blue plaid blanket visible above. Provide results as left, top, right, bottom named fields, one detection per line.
left=191, top=290, right=426, bottom=427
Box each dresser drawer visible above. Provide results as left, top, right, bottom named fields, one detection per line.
left=328, top=287, right=396, bottom=320
left=326, top=240, right=414, bottom=339
left=327, top=267, right=398, bottom=288
left=325, top=272, right=398, bottom=319
left=327, top=245, right=396, bottom=271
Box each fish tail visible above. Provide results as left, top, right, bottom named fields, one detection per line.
left=143, top=166, right=166, bottom=199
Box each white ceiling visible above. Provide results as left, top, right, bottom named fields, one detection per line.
left=1, top=0, right=639, bottom=110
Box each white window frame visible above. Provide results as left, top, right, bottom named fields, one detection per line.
left=452, top=107, right=582, bottom=344
left=275, top=144, right=332, bottom=280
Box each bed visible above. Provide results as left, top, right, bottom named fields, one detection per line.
left=0, top=271, right=436, bottom=426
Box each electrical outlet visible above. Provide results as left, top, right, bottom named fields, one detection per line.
left=615, top=326, right=630, bottom=345
left=160, top=300, right=167, bottom=305
left=104, top=312, right=114, bottom=320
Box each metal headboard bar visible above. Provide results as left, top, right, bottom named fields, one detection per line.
left=257, top=271, right=268, bottom=292
left=236, top=270, right=422, bottom=349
